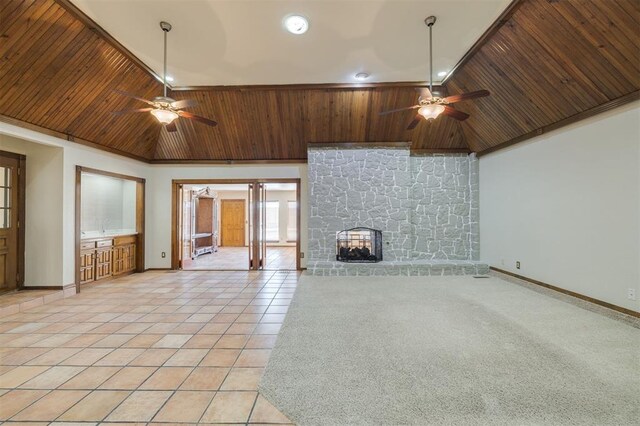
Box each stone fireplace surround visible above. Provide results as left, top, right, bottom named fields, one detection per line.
left=306, top=144, right=488, bottom=276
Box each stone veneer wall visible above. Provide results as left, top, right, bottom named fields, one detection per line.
left=307, top=145, right=479, bottom=264
left=410, top=155, right=479, bottom=260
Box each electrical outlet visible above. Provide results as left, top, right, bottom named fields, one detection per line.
left=300, top=252, right=304, bottom=259
left=628, top=288, right=636, bottom=300
left=516, top=261, right=521, bottom=269
left=161, top=252, right=166, bottom=258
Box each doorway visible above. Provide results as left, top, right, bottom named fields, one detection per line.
left=172, top=179, right=300, bottom=271
left=262, top=182, right=298, bottom=270
left=0, top=151, right=25, bottom=293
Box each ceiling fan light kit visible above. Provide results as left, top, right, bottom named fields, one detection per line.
left=151, top=108, right=179, bottom=124
left=418, top=104, right=445, bottom=120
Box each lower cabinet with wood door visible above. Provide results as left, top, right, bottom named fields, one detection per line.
left=80, top=234, right=138, bottom=285
left=112, top=235, right=137, bottom=275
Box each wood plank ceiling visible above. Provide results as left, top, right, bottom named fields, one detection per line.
left=444, top=0, right=640, bottom=154
left=0, top=0, right=638, bottom=162
left=155, top=86, right=466, bottom=161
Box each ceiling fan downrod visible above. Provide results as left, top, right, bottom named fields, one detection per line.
left=160, top=21, right=172, bottom=98
left=425, top=16, right=436, bottom=94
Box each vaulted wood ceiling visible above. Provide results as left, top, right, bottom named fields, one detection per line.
left=445, top=0, right=640, bottom=154
left=0, top=0, right=638, bottom=162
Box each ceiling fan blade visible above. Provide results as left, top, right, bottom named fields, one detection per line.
left=442, top=105, right=470, bottom=121
left=406, top=114, right=422, bottom=130
left=111, top=108, right=153, bottom=115
left=416, top=87, right=432, bottom=100
left=171, top=99, right=198, bottom=109
left=178, top=110, right=218, bottom=127
left=165, top=121, right=178, bottom=132
left=379, top=105, right=420, bottom=116
left=112, top=89, right=156, bottom=106
left=442, top=89, right=490, bottom=104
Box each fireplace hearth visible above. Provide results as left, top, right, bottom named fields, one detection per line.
left=336, top=227, right=382, bottom=263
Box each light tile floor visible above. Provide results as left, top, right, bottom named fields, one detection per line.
left=0, top=270, right=298, bottom=424
left=184, top=246, right=297, bottom=271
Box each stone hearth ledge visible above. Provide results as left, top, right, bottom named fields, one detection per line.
left=305, top=260, right=489, bottom=276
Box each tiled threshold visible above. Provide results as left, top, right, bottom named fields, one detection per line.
left=0, top=286, right=76, bottom=318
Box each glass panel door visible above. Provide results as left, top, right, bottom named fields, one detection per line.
left=177, top=184, right=185, bottom=269
left=0, top=153, right=22, bottom=293
left=247, top=182, right=268, bottom=270
left=248, top=183, right=254, bottom=269
left=259, top=183, right=266, bottom=269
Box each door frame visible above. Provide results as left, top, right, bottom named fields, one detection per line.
left=171, top=178, right=301, bottom=271
left=0, top=150, right=26, bottom=292
left=220, top=199, right=246, bottom=247
left=75, top=166, right=146, bottom=293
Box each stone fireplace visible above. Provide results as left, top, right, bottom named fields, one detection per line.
left=307, top=143, right=488, bottom=276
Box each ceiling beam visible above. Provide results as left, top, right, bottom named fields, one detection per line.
left=150, top=158, right=307, bottom=165
left=412, top=148, right=471, bottom=155
left=170, top=82, right=443, bottom=92
left=308, top=142, right=411, bottom=149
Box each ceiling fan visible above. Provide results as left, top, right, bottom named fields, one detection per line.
left=380, top=16, right=490, bottom=130
left=111, top=21, right=217, bottom=132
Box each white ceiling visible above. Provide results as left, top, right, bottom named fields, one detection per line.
left=72, top=0, right=510, bottom=86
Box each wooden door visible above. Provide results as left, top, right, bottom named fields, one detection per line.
left=221, top=199, right=245, bottom=247
left=0, top=153, right=24, bottom=293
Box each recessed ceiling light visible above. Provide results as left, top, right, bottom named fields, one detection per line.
left=283, top=14, right=309, bottom=35
left=437, top=71, right=448, bottom=77
left=165, top=75, right=174, bottom=82
left=355, top=72, right=370, bottom=81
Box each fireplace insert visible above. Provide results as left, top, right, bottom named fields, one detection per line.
left=336, top=227, right=383, bottom=262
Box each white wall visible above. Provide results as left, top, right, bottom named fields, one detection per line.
left=0, top=134, right=64, bottom=287
left=0, top=122, right=309, bottom=280
left=147, top=164, right=308, bottom=269
left=480, top=102, right=640, bottom=312
left=0, top=122, right=151, bottom=287
left=81, top=173, right=136, bottom=233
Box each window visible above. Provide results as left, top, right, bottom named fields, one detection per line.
left=287, top=200, right=297, bottom=241
left=0, top=167, right=10, bottom=229
left=265, top=201, right=279, bottom=242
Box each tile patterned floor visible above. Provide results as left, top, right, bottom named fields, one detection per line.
left=0, top=270, right=298, bottom=424
left=184, top=246, right=297, bottom=271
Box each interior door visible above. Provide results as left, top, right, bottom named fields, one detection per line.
left=248, top=182, right=267, bottom=270
left=0, top=153, right=24, bottom=293
left=221, top=199, right=245, bottom=246
left=259, top=183, right=267, bottom=269
left=177, top=185, right=185, bottom=268
left=248, top=184, right=254, bottom=269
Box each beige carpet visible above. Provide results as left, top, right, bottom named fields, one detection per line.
left=259, top=275, right=640, bottom=425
